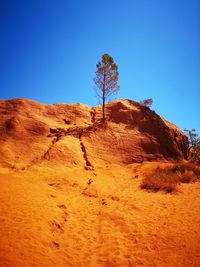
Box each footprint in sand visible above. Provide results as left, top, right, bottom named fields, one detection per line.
left=101, top=199, right=108, bottom=205
left=87, top=178, right=93, bottom=185
left=51, top=240, right=60, bottom=249
left=57, top=204, right=68, bottom=222
left=48, top=220, right=64, bottom=234
left=57, top=204, right=67, bottom=209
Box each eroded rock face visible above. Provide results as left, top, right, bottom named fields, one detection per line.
left=0, top=98, right=188, bottom=170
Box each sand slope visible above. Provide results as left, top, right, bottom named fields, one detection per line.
left=0, top=163, right=199, bottom=267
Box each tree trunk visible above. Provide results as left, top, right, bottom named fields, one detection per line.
left=102, top=90, right=105, bottom=123
left=102, top=73, right=106, bottom=123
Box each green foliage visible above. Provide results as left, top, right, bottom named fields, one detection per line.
left=94, top=54, right=120, bottom=122
left=184, top=129, right=200, bottom=163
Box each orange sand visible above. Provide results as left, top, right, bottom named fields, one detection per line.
left=0, top=163, right=200, bottom=267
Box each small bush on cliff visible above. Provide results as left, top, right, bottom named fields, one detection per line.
left=139, top=98, right=153, bottom=108
left=141, top=163, right=200, bottom=193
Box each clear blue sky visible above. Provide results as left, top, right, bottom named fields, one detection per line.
left=0, top=0, right=199, bottom=133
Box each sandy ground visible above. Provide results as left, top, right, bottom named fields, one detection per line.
left=0, top=163, right=200, bottom=267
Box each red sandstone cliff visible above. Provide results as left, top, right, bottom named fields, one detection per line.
left=0, top=98, right=188, bottom=170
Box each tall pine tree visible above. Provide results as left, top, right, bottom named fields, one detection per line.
left=94, top=54, right=120, bottom=122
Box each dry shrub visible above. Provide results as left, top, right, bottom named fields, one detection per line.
left=141, top=168, right=178, bottom=193
left=171, top=162, right=200, bottom=180
left=141, top=162, right=200, bottom=193
left=179, top=170, right=195, bottom=183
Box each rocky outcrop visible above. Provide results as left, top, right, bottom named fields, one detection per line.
left=0, top=98, right=188, bottom=170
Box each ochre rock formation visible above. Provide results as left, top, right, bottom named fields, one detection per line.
left=0, top=98, right=188, bottom=170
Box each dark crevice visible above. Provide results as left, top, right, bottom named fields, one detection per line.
left=90, top=107, right=96, bottom=124
left=21, top=134, right=62, bottom=170
left=47, top=125, right=95, bottom=168
left=79, top=133, right=93, bottom=169
left=63, top=118, right=71, bottom=125
left=23, top=122, right=97, bottom=170
left=43, top=135, right=62, bottom=161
